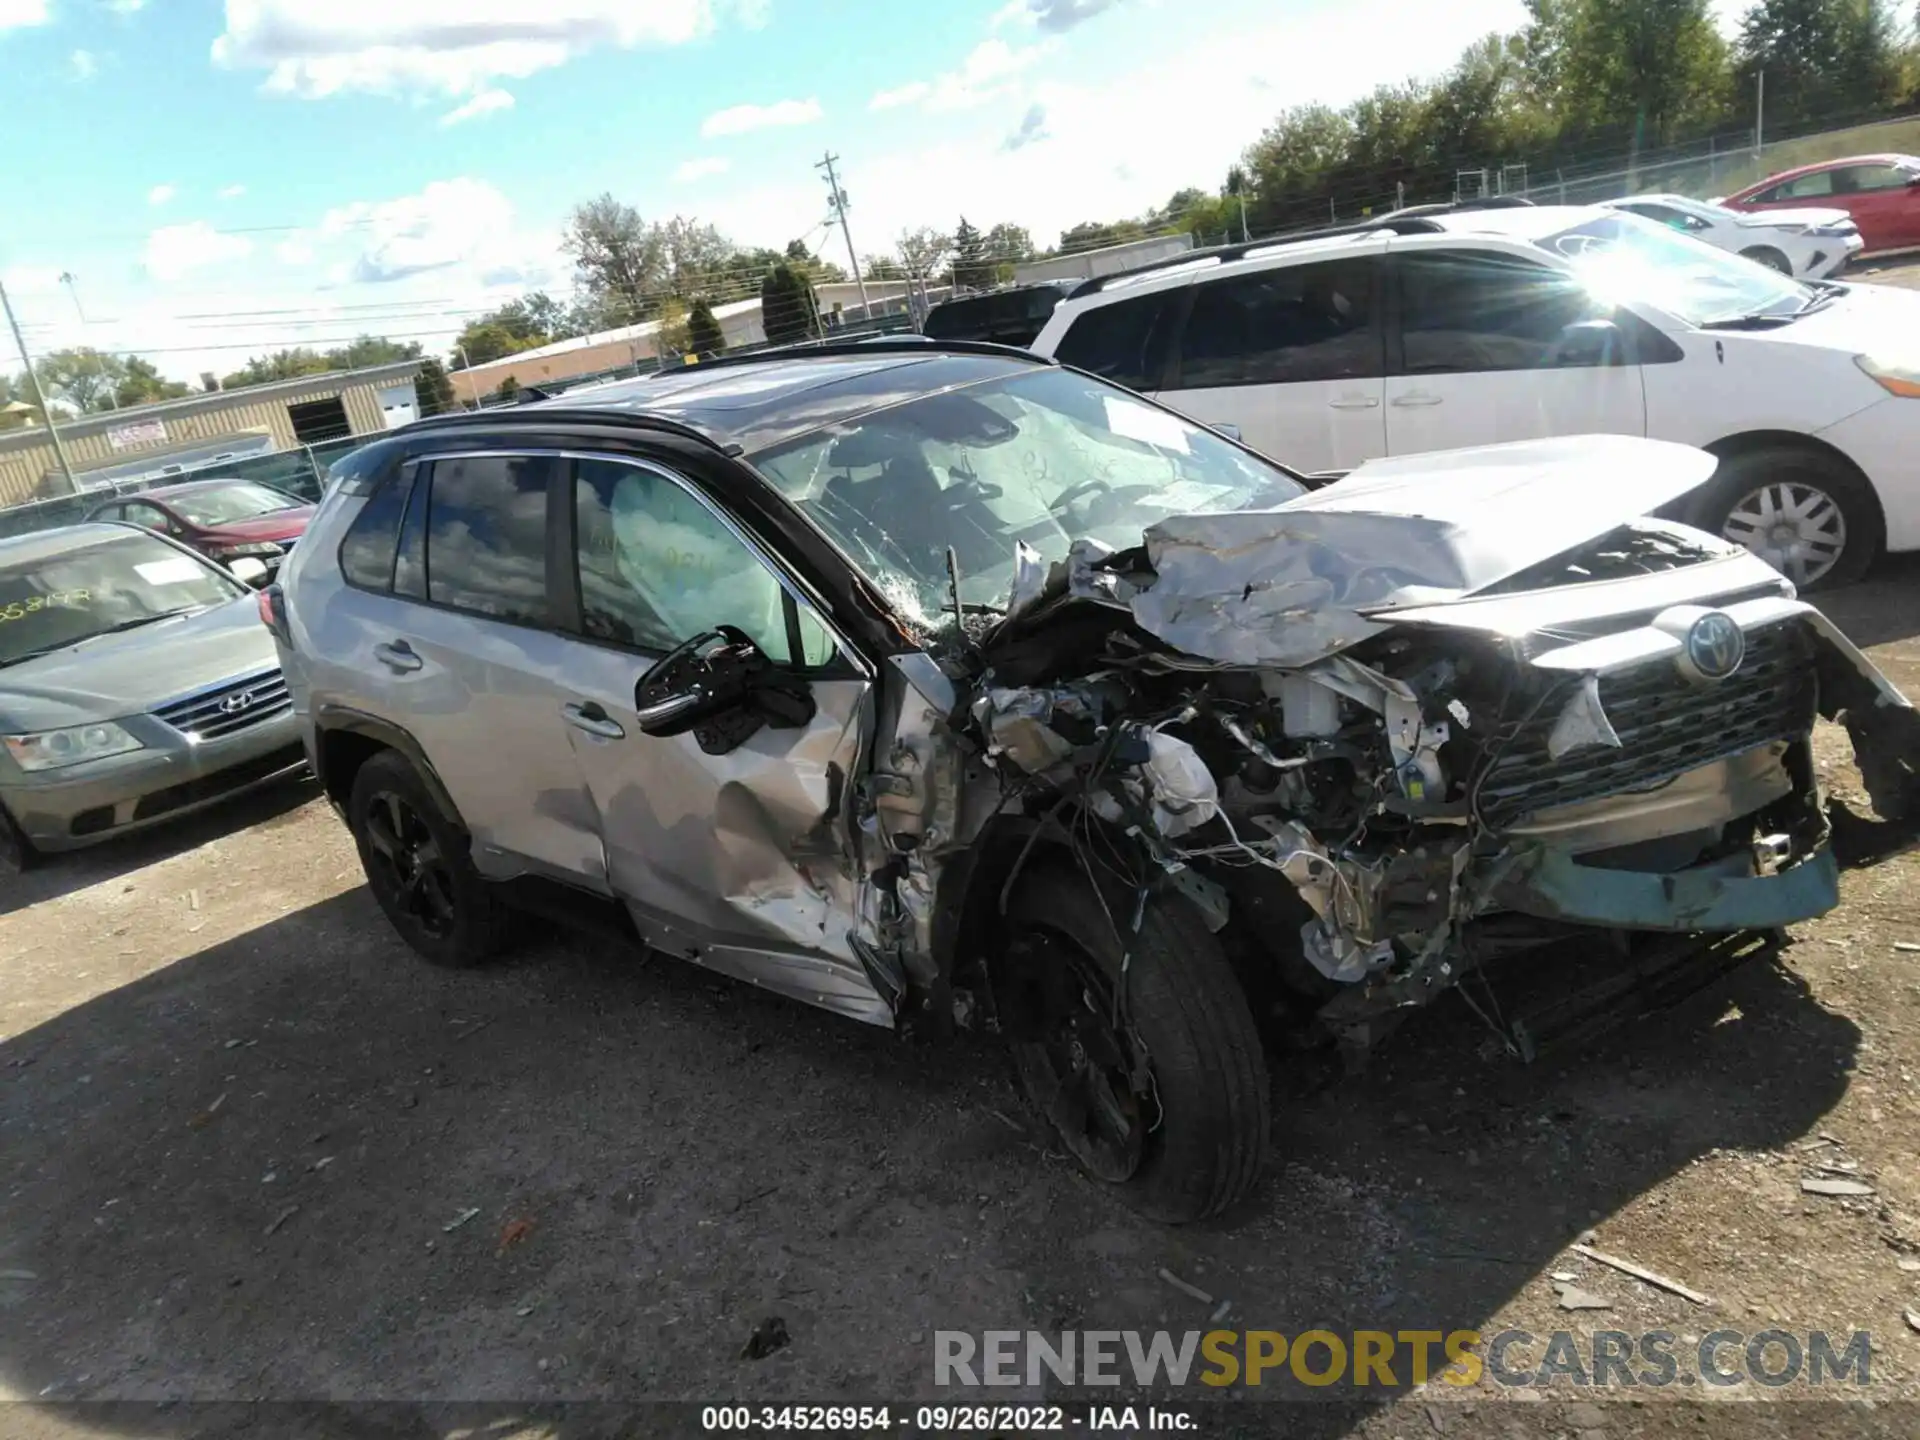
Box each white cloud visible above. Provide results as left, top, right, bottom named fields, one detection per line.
left=321, top=177, right=532, bottom=284
left=700, top=96, right=822, bottom=137
left=673, top=156, right=730, bottom=183
left=147, top=183, right=176, bottom=206
left=877, top=40, right=1049, bottom=117
left=1, top=265, right=63, bottom=296
left=440, top=87, right=515, bottom=126
left=869, top=80, right=930, bottom=112
left=70, top=49, right=98, bottom=80
left=219, top=183, right=248, bottom=199
left=994, top=0, right=1125, bottom=32
left=211, top=0, right=722, bottom=99
left=105, top=0, right=148, bottom=12
left=275, top=236, right=314, bottom=264
left=0, top=0, right=48, bottom=32
left=144, top=222, right=254, bottom=282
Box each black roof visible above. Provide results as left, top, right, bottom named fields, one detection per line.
left=415, top=341, right=1053, bottom=457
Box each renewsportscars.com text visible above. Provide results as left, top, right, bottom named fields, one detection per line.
left=934, top=1328, right=1872, bottom=1390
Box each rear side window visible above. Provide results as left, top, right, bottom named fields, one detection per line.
left=1397, top=251, right=1617, bottom=374
left=1052, top=290, right=1178, bottom=391
left=1834, top=162, right=1915, bottom=193
left=423, top=455, right=552, bottom=624
left=338, top=469, right=415, bottom=591
left=1175, top=259, right=1379, bottom=388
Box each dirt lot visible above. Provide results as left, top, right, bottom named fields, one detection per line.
left=10, top=333, right=1920, bottom=1436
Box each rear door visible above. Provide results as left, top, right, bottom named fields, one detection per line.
left=1156, top=250, right=1388, bottom=472
left=542, top=453, right=885, bottom=1020
left=336, top=451, right=607, bottom=884
left=1381, top=246, right=1646, bottom=456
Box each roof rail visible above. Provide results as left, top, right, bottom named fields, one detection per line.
left=650, top=335, right=1055, bottom=375
left=1063, top=217, right=1446, bottom=299
left=1376, top=196, right=1538, bottom=220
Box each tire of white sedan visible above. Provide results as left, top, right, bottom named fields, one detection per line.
left=346, top=749, right=508, bottom=968
left=1001, top=858, right=1271, bottom=1223
left=1693, top=446, right=1881, bottom=592
left=1740, top=246, right=1792, bottom=274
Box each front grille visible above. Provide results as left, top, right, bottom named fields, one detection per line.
left=1478, top=622, right=1816, bottom=826
left=152, top=668, right=292, bottom=741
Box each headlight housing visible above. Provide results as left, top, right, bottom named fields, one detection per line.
left=1809, top=223, right=1857, bottom=237
left=3, top=722, right=144, bottom=772
left=214, top=542, right=283, bottom=559
left=1856, top=355, right=1920, bottom=399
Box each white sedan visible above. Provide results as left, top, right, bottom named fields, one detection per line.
left=1602, top=192, right=1863, bottom=278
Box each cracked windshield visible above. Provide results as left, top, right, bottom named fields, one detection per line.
left=754, top=367, right=1304, bottom=624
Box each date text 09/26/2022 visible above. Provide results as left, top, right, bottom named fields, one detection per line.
left=700, top=1406, right=1194, bottom=1432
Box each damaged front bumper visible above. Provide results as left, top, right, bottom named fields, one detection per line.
left=1495, top=844, right=1841, bottom=932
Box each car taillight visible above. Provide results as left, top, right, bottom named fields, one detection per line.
left=257, top=583, right=289, bottom=642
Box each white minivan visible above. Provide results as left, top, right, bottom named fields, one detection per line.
left=1030, top=204, right=1920, bottom=589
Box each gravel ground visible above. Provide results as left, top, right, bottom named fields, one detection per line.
left=8, top=303, right=1920, bottom=1435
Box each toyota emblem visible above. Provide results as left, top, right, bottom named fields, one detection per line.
left=1684, top=612, right=1745, bottom=682
left=219, top=689, right=257, bottom=715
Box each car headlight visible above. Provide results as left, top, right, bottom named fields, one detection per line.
left=214, top=542, right=283, bottom=559
left=1810, top=224, right=1857, bottom=237
left=1856, top=355, right=1920, bottom=399
left=4, top=722, right=144, bottom=772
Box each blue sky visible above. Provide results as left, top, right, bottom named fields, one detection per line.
left=0, top=0, right=1550, bottom=381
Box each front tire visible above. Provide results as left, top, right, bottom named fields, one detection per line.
left=347, top=750, right=506, bottom=967
left=1741, top=245, right=1792, bottom=274
left=0, top=804, right=36, bottom=877
left=1692, top=446, right=1880, bottom=591
left=1000, top=860, right=1270, bottom=1222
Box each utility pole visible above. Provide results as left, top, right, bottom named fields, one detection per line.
left=816, top=152, right=872, bottom=322
left=0, top=277, right=79, bottom=493
left=58, top=273, right=116, bottom=410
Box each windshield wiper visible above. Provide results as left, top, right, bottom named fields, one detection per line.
left=1701, top=288, right=1839, bottom=330
left=75, top=608, right=206, bottom=643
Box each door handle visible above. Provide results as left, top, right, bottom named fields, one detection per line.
left=372, top=640, right=422, bottom=673
left=1328, top=395, right=1381, bottom=410
left=1391, top=392, right=1443, bottom=408
left=563, top=701, right=626, bottom=740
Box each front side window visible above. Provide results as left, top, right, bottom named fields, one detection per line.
left=121, top=501, right=179, bottom=535
left=1177, top=259, right=1379, bottom=388
left=572, top=459, right=831, bottom=666
left=1052, top=290, right=1178, bottom=391
left=0, top=530, right=238, bottom=668
left=1782, top=170, right=1837, bottom=199
left=1397, top=251, right=1615, bottom=373
left=751, top=366, right=1305, bottom=629
left=422, top=455, right=551, bottom=624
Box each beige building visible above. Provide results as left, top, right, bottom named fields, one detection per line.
left=0, top=360, right=423, bottom=507
left=451, top=280, right=945, bottom=404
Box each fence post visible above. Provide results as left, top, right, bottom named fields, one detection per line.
left=1557, top=169, right=1566, bottom=204
left=305, top=445, right=323, bottom=493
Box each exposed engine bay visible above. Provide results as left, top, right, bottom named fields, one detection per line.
left=851, top=490, right=1920, bottom=1062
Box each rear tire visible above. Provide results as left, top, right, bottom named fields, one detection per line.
left=1000, top=860, right=1271, bottom=1222
left=1740, top=245, right=1792, bottom=274
left=347, top=750, right=507, bottom=968
left=1691, top=445, right=1881, bottom=592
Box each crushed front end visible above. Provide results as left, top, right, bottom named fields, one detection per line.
left=958, top=494, right=1920, bottom=1059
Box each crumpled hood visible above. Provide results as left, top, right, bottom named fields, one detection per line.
left=1127, top=435, right=1719, bottom=667
left=0, top=599, right=277, bottom=732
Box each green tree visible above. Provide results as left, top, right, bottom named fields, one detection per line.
left=563, top=193, right=671, bottom=325
left=686, top=297, right=726, bottom=357
left=895, top=227, right=953, bottom=281
left=115, top=356, right=191, bottom=407
left=221, top=348, right=332, bottom=390
left=1736, top=0, right=1900, bottom=129
left=1544, top=0, right=1731, bottom=146
left=494, top=375, right=521, bottom=401
left=35, top=348, right=129, bottom=414
left=951, top=217, right=991, bottom=290
left=760, top=263, right=820, bottom=346
left=415, top=356, right=457, bottom=417
left=324, top=334, right=423, bottom=369
left=452, top=321, right=537, bottom=369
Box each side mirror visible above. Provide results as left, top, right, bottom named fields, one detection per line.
left=1212, top=422, right=1244, bottom=442
left=1547, top=318, right=1622, bottom=368
left=228, top=556, right=270, bottom=587
left=634, top=625, right=816, bottom=755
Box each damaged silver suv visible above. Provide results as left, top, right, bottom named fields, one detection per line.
left=269, top=341, right=1920, bottom=1222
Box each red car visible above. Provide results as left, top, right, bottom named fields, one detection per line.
left=1721, top=152, right=1920, bottom=256
left=84, top=478, right=314, bottom=574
